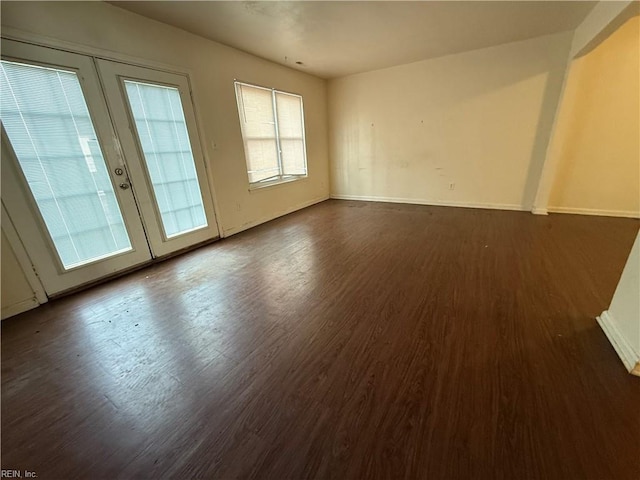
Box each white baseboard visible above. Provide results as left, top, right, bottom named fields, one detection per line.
left=531, top=207, right=549, bottom=215
left=597, top=310, right=640, bottom=374
left=548, top=206, right=640, bottom=219
left=329, top=194, right=527, bottom=212
left=328, top=196, right=640, bottom=218
left=1, top=297, right=40, bottom=320
left=222, top=195, right=330, bottom=237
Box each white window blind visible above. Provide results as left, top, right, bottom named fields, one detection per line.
left=124, top=81, right=207, bottom=238
left=276, top=92, right=307, bottom=176
left=0, top=60, right=132, bottom=269
left=235, top=82, right=307, bottom=185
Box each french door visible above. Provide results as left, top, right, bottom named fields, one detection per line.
left=1, top=40, right=218, bottom=296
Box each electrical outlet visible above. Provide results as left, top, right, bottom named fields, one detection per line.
left=449, top=182, right=455, bottom=190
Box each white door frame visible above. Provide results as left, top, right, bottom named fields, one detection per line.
left=1, top=202, right=48, bottom=311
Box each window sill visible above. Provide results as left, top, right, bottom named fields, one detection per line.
left=248, top=175, right=307, bottom=191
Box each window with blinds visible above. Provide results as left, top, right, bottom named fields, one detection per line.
left=234, top=82, right=308, bottom=186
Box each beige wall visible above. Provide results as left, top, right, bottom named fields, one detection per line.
left=328, top=32, right=572, bottom=210
left=1, top=1, right=330, bottom=237
left=1, top=230, right=37, bottom=319
left=547, top=16, right=639, bottom=217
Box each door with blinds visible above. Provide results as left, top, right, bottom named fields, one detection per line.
left=0, top=40, right=218, bottom=296
left=95, top=60, right=217, bottom=257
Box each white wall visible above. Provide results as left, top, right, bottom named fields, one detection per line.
left=598, top=232, right=640, bottom=374
left=328, top=32, right=572, bottom=210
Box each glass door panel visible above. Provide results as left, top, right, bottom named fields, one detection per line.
left=1, top=60, right=132, bottom=269
left=123, top=80, right=208, bottom=238
left=96, top=60, right=219, bottom=257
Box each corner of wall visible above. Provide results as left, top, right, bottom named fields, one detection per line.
left=596, top=231, right=640, bottom=375
left=597, top=310, right=640, bottom=374
left=532, top=2, right=639, bottom=215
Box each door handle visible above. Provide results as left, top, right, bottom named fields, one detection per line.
left=119, top=182, right=130, bottom=190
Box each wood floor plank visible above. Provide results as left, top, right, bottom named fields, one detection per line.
left=2, top=200, right=639, bottom=479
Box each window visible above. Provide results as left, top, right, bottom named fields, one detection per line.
left=234, top=81, right=307, bottom=187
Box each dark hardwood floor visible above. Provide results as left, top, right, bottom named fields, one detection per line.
left=2, top=200, right=639, bottom=479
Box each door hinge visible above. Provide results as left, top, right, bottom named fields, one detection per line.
left=30, top=263, right=40, bottom=277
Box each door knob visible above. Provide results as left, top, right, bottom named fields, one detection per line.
left=119, top=182, right=130, bottom=190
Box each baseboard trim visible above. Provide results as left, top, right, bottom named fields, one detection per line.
left=1, top=297, right=40, bottom=320
left=329, top=194, right=527, bottom=212
left=597, top=310, right=640, bottom=375
left=548, top=206, right=640, bottom=219
left=531, top=207, right=549, bottom=215
left=222, top=195, right=330, bottom=237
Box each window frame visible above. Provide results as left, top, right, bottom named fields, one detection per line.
left=234, top=80, right=308, bottom=190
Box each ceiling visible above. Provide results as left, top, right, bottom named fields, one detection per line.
left=109, top=1, right=597, bottom=79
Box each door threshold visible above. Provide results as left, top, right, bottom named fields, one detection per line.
left=48, top=236, right=220, bottom=300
